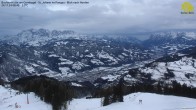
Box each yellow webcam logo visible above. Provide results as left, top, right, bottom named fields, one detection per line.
left=181, top=2, right=194, bottom=14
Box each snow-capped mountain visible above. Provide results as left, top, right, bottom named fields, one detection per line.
left=1, top=29, right=196, bottom=87
left=0, top=29, right=154, bottom=81
left=143, top=32, right=196, bottom=55
left=1, top=29, right=76, bottom=46
left=125, top=46, right=196, bottom=87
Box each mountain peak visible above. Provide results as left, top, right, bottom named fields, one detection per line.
left=17, top=28, right=75, bottom=36
left=4, top=29, right=76, bottom=46
left=149, top=32, right=196, bottom=40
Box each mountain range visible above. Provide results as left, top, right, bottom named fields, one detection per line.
left=0, top=29, right=196, bottom=88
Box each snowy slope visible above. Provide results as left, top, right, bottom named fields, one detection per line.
left=68, top=92, right=196, bottom=110
left=140, top=57, right=196, bottom=86
left=143, top=32, right=196, bottom=55
left=0, top=86, right=52, bottom=110
left=125, top=45, right=196, bottom=87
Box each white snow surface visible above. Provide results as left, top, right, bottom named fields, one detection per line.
left=140, top=57, right=196, bottom=87
left=71, top=83, right=82, bottom=87
left=1, top=85, right=196, bottom=110
left=48, top=54, right=59, bottom=57
left=72, top=61, right=89, bottom=70
left=59, top=58, right=73, bottom=65
left=0, top=86, right=52, bottom=110
left=68, top=92, right=196, bottom=110
left=97, top=51, right=118, bottom=64
left=101, top=75, right=121, bottom=81
left=25, top=65, right=35, bottom=73
left=185, top=32, right=196, bottom=39
left=59, top=67, right=71, bottom=75
left=91, top=59, right=104, bottom=65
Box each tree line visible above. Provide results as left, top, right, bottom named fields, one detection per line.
left=5, top=75, right=196, bottom=109
left=93, top=79, right=196, bottom=106
left=11, top=75, right=73, bottom=110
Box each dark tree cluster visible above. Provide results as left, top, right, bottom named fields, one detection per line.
left=122, top=81, right=196, bottom=99
left=94, top=78, right=124, bottom=106
left=9, top=74, right=196, bottom=109
left=163, top=81, right=196, bottom=98
left=94, top=80, right=196, bottom=106
left=11, top=75, right=74, bottom=110
left=0, top=78, right=4, bottom=85
left=164, top=69, right=175, bottom=79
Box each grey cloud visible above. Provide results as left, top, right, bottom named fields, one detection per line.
left=0, top=0, right=196, bottom=36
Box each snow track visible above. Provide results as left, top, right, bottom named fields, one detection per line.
left=68, top=92, right=196, bottom=110
left=0, top=86, right=52, bottom=110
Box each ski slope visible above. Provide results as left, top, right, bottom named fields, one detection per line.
left=1, top=85, right=196, bottom=110
left=68, top=92, right=196, bottom=110
left=0, top=85, right=52, bottom=110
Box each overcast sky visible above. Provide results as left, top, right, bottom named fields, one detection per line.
left=0, top=0, right=196, bottom=36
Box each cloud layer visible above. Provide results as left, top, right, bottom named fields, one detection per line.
left=0, top=0, right=195, bottom=35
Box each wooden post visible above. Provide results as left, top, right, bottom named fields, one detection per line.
left=27, top=93, right=29, bottom=104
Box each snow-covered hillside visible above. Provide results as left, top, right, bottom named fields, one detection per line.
left=125, top=45, right=196, bottom=87
left=68, top=92, right=196, bottom=110
left=2, top=85, right=195, bottom=110
left=0, top=85, right=52, bottom=110
left=143, top=32, right=196, bottom=55
left=140, top=56, right=196, bottom=86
